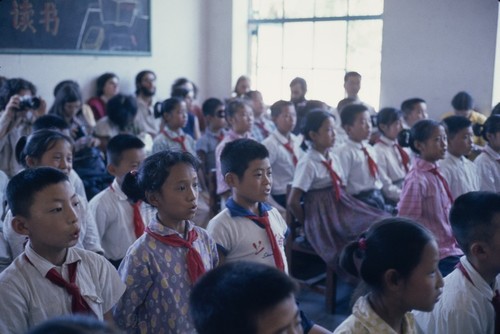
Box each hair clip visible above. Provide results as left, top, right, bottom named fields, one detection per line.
left=130, top=170, right=138, bottom=176
left=358, top=237, right=367, bottom=251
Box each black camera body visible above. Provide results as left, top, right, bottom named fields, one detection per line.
left=18, top=96, right=41, bottom=111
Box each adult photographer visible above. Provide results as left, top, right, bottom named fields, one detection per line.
left=0, top=78, right=47, bottom=177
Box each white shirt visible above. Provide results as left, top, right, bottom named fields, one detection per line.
left=475, top=145, right=500, bottom=193
left=0, top=244, right=125, bottom=334
left=68, top=169, right=87, bottom=201
left=135, top=96, right=161, bottom=136
left=335, top=139, right=383, bottom=195
left=373, top=135, right=408, bottom=183
left=440, top=153, right=480, bottom=199
left=152, top=126, right=196, bottom=155
left=262, top=130, right=303, bottom=195
left=292, top=148, right=345, bottom=191
left=88, top=179, right=153, bottom=261
left=414, top=256, right=500, bottom=334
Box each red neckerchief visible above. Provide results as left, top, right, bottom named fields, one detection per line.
left=161, top=128, right=187, bottom=152
left=109, top=184, right=145, bottom=238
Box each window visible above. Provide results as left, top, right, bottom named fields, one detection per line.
left=249, top=0, right=384, bottom=110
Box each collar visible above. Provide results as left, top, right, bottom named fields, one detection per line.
left=136, top=96, right=154, bottom=108
left=271, top=129, right=294, bottom=145
left=378, top=135, right=396, bottom=146
left=459, top=256, right=499, bottom=297
left=207, top=128, right=226, bottom=138
left=162, top=125, right=185, bottom=138
left=225, top=197, right=272, bottom=218
left=109, top=178, right=128, bottom=201
left=346, top=138, right=367, bottom=149
left=484, top=145, right=500, bottom=160
left=413, top=157, right=439, bottom=172
left=226, top=129, right=251, bottom=140
left=444, top=152, right=464, bottom=164
left=24, top=242, right=82, bottom=277
left=307, top=148, right=330, bottom=163
left=147, top=219, right=195, bottom=237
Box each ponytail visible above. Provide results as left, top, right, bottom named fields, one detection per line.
left=121, top=171, right=145, bottom=203
left=15, top=136, right=28, bottom=164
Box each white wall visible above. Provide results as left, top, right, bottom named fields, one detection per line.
left=0, top=0, right=205, bottom=106
left=381, top=0, right=498, bottom=118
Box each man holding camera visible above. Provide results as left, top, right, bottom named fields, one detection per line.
left=0, top=78, right=47, bottom=177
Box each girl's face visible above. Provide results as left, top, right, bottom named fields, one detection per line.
left=29, top=140, right=73, bottom=175
left=310, top=117, right=336, bottom=152
left=148, top=163, right=198, bottom=229
left=274, top=105, right=297, bottom=136
left=165, top=101, right=188, bottom=130
left=486, top=131, right=500, bottom=152
left=399, top=240, right=443, bottom=312
left=380, top=119, right=402, bottom=141
left=229, top=105, right=253, bottom=134
left=415, top=125, right=447, bottom=162
left=63, top=100, right=82, bottom=120
left=103, top=77, right=119, bottom=98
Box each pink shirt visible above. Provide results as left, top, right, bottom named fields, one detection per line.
left=398, top=157, right=462, bottom=259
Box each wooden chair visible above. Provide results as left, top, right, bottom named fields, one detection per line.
left=285, top=184, right=337, bottom=313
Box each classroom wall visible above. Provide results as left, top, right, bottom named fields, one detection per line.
left=0, top=0, right=206, bottom=106
left=380, top=0, right=498, bottom=118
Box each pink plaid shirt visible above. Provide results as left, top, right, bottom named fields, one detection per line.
left=398, top=157, right=462, bottom=259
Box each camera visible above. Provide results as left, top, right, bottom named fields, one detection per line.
left=18, top=96, right=41, bottom=111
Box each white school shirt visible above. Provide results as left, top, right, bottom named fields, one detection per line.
left=68, top=169, right=87, bottom=201
left=262, top=130, right=303, bottom=196
left=207, top=207, right=288, bottom=273
left=414, top=256, right=500, bottom=334
left=373, top=135, right=408, bottom=183
left=439, top=152, right=480, bottom=199
left=475, top=145, right=500, bottom=193
left=3, top=193, right=103, bottom=259
left=335, top=139, right=383, bottom=195
left=88, top=179, right=153, bottom=261
left=0, top=244, right=125, bottom=334
left=292, top=148, right=345, bottom=192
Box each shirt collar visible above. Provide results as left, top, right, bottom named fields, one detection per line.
left=163, top=125, right=185, bottom=137
left=346, top=138, right=367, bottom=149
left=225, top=197, right=272, bottom=218
left=147, top=218, right=195, bottom=237
left=24, top=243, right=82, bottom=277
left=226, top=129, right=251, bottom=140
left=444, top=152, right=464, bottom=164
left=110, top=178, right=128, bottom=201
left=271, top=130, right=292, bottom=145
left=484, top=145, right=500, bottom=160
left=379, top=135, right=396, bottom=146
left=460, top=256, right=499, bottom=296
left=413, top=157, right=438, bottom=171
left=307, top=148, right=330, bottom=163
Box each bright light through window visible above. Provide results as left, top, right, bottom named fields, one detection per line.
left=249, top=0, right=383, bottom=110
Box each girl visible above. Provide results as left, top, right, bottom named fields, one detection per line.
left=214, top=98, right=254, bottom=201
left=3, top=129, right=102, bottom=258
left=87, top=72, right=120, bottom=121
left=152, top=97, right=195, bottom=155
left=373, top=107, right=409, bottom=205
left=113, top=151, right=218, bottom=333
left=473, top=115, right=500, bottom=192
left=333, top=218, right=443, bottom=334
left=287, top=110, right=387, bottom=269
left=398, top=119, right=463, bottom=276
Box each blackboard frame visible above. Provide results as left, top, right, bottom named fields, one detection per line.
left=0, top=0, right=151, bottom=56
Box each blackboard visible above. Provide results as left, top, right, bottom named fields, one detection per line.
left=0, top=0, right=151, bottom=55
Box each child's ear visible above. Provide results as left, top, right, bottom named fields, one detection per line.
left=25, top=156, right=37, bottom=168
left=414, top=140, right=424, bottom=153
left=342, top=124, right=352, bottom=134
left=145, top=191, right=159, bottom=208
left=308, top=130, right=317, bottom=142
left=224, top=172, right=238, bottom=188
left=383, top=269, right=402, bottom=291
left=12, top=216, right=30, bottom=236
left=163, top=112, right=171, bottom=122
left=379, top=124, right=388, bottom=134
left=107, top=164, right=117, bottom=176
left=470, top=241, right=488, bottom=260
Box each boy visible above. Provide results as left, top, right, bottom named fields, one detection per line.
left=400, top=97, right=428, bottom=129
left=440, top=116, right=480, bottom=198
left=414, top=191, right=500, bottom=334
left=245, top=90, right=275, bottom=142
left=88, top=134, right=148, bottom=268
left=335, top=104, right=394, bottom=213
left=262, top=100, right=301, bottom=208
left=190, top=261, right=303, bottom=334
left=0, top=168, right=125, bottom=333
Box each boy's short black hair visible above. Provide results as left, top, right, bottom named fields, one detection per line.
left=344, top=71, right=361, bottom=82
left=450, top=191, right=500, bottom=256
left=340, top=103, right=369, bottom=127
left=442, top=115, right=472, bottom=138
left=106, top=134, right=145, bottom=166
left=270, top=100, right=293, bottom=119
left=202, top=98, right=224, bottom=117
left=32, top=115, right=69, bottom=132
left=7, top=167, right=69, bottom=218
left=190, top=261, right=298, bottom=334
left=220, top=139, right=269, bottom=180
left=400, top=98, right=426, bottom=117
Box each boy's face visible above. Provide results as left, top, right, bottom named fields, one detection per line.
left=229, top=158, right=272, bottom=211
left=229, top=105, right=253, bottom=135
left=344, top=76, right=361, bottom=98
left=345, top=111, right=371, bottom=142
left=30, top=140, right=73, bottom=175
left=14, top=181, right=80, bottom=257
left=406, top=103, right=428, bottom=127
left=209, top=105, right=227, bottom=131
left=109, top=148, right=146, bottom=186
left=251, top=92, right=265, bottom=118
left=255, top=294, right=303, bottom=334
left=165, top=101, right=188, bottom=130
left=274, top=105, right=296, bottom=136
left=447, top=126, right=473, bottom=157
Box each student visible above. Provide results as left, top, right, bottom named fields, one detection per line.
left=113, top=150, right=218, bottom=333
left=152, top=97, right=195, bottom=155
left=288, top=110, right=387, bottom=268
left=335, top=104, right=393, bottom=213
left=3, top=130, right=102, bottom=258
left=440, top=115, right=480, bottom=198
left=171, top=86, right=201, bottom=140
left=414, top=191, right=500, bottom=334
left=398, top=119, right=463, bottom=276
left=0, top=168, right=125, bottom=333
left=400, top=98, right=428, bottom=129
left=262, top=100, right=301, bottom=208
left=207, top=139, right=328, bottom=334
left=334, top=218, right=443, bottom=333
left=88, top=134, right=148, bottom=268
left=190, top=261, right=303, bottom=334
left=196, top=98, right=227, bottom=177
left=245, top=90, right=275, bottom=142
left=215, top=98, right=254, bottom=202
left=373, top=107, right=409, bottom=205
left=474, top=115, right=500, bottom=193
left=87, top=72, right=120, bottom=121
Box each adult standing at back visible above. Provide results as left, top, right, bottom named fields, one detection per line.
left=290, top=77, right=308, bottom=135
left=134, top=70, right=161, bottom=139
